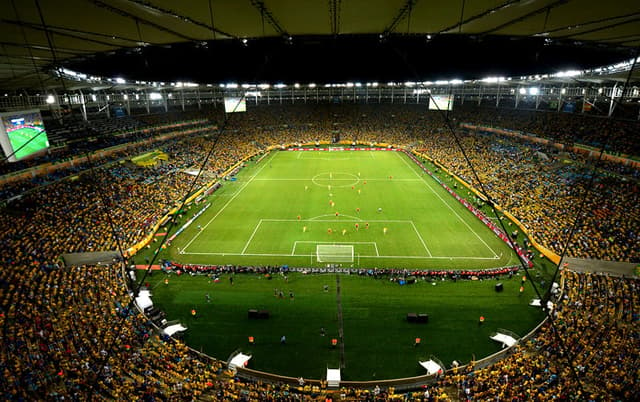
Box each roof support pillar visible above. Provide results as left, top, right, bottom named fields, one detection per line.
left=608, top=83, right=618, bottom=117
left=78, top=90, right=87, bottom=121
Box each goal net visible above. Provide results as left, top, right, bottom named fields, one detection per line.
left=316, top=244, right=354, bottom=263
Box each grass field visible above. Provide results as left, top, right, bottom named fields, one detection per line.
left=145, top=271, right=547, bottom=380
left=166, top=150, right=518, bottom=270
left=137, top=149, right=554, bottom=381
left=7, top=125, right=49, bottom=160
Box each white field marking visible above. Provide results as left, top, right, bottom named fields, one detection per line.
left=260, top=218, right=414, bottom=223
left=181, top=152, right=276, bottom=252
left=253, top=178, right=421, bottom=181
left=181, top=251, right=499, bottom=260
left=307, top=214, right=363, bottom=221
left=409, top=220, right=432, bottom=257
left=241, top=219, right=263, bottom=255
left=291, top=241, right=378, bottom=256
left=395, top=151, right=499, bottom=258
left=374, top=242, right=380, bottom=256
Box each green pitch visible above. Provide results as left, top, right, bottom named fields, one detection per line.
left=7, top=125, right=49, bottom=160
left=168, top=150, right=518, bottom=270
left=145, top=271, right=547, bottom=380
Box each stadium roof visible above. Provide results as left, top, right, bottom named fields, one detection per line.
left=1, top=0, right=639, bottom=90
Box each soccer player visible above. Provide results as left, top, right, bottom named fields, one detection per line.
left=297, top=215, right=301, bottom=220
left=335, top=211, right=339, bottom=217
left=305, top=185, right=308, bottom=191
left=355, top=223, right=359, bottom=231
left=378, top=207, right=382, bottom=213
left=328, top=185, right=331, bottom=191
left=358, top=189, right=361, bottom=195
left=327, top=228, right=333, bottom=235
left=365, top=222, right=369, bottom=229
left=356, top=207, right=360, bottom=213
left=303, top=226, right=307, bottom=232
left=383, top=227, right=388, bottom=235
left=342, top=229, right=347, bottom=236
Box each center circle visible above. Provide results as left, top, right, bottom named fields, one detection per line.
left=311, top=172, right=360, bottom=188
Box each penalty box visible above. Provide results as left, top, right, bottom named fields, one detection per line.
left=241, top=219, right=432, bottom=258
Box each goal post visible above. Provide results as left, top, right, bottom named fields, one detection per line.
left=316, top=244, right=354, bottom=263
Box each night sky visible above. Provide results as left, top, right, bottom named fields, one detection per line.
left=65, top=34, right=633, bottom=84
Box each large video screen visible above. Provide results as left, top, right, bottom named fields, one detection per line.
left=0, top=109, right=49, bottom=162
left=224, top=97, right=246, bottom=113
left=428, top=95, right=454, bottom=111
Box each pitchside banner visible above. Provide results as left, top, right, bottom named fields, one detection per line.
left=403, top=151, right=533, bottom=268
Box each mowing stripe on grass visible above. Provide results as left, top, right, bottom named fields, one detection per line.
left=182, top=152, right=276, bottom=252
left=395, top=151, right=500, bottom=258
left=336, top=275, right=346, bottom=369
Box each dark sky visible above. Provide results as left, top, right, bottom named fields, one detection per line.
left=65, top=34, right=632, bottom=84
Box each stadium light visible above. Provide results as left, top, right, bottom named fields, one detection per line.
left=123, top=94, right=128, bottom=100
left=308, top=83, right=316, bottom=88
left=561, top=88, right=566, bottom=94
left=450, top=79, right=463, bottom=85
left=294, top=83, right=300, bottom=88
left=519, top=88, right=527, bottom=95
left=91, top=94, right=97, bottom=101
left=226, top=83, right=238, bottom=89
left=45, top=94, right=55, bottom=104
left=149, top=92, right=162, bottom=100
left=529, top=87, right=539, bottom=95
left=275, top=83, right=286, bottom=89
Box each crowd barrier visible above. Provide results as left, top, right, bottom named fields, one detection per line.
left=125, top=150, right=265, bottom=256
left=411, top=149, right=561, bottom=265
left=406, top=150, right=537, bottom=267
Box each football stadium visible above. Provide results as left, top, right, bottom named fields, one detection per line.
left=0, top=1, right=639, bottom=401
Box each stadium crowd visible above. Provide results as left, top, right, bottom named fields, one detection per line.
left=1, top=103, right=639, bottom=399
left=449, top=270, right=639, bottom=401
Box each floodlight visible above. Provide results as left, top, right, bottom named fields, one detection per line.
left=45, top=95, right=55, bottom=104
left=308, top=83, right=316, bottom=88
left=519, top=88, right=526, bottom=95
left=123, top=94, right=128, bottom=100
left=149, top=92, right=162, bottom=100
left=529, top=87, right=539, bottom=95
